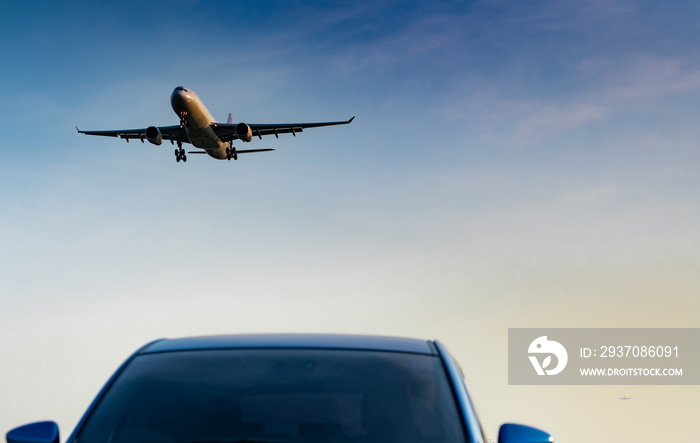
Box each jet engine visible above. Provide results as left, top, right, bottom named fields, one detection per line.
left=236, top=123, right=253, bottom=142
left=145, top=126, right=163, bottom=145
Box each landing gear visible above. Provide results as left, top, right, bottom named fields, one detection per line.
left=226, top=146, right=238, bottom=161
left=174, top=146, right=187, bottom=162
left=179, top=111, right=188, bottom=128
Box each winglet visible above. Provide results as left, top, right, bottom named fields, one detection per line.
left=348, top=116, right=355, bottom=123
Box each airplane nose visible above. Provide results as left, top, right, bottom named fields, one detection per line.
left=171, top=88, right=188, bottom=111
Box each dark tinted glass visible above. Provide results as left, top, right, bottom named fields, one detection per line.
left=76, top=349, right=467, bottom=443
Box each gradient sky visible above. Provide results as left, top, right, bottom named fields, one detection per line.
left=1, top=1, right=699, bottom=442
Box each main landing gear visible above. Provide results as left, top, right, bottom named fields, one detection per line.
left=226, top=146, right=238, bottom=161
left=175, top=142, right=187, bottom=162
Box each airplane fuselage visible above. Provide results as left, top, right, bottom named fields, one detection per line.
left=170, top=86, right=229, bottom=159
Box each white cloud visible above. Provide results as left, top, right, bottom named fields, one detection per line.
left=591, top=55, right=700, bottom=101
left=515, top=103, right=607, bottom=135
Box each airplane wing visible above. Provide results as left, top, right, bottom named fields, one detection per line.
left=213, top=116, right=355, bottom=142
left=77, top=125, right=188, bottom=144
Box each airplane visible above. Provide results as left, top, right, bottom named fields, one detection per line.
left=77, top=86, right=354, bottom=163
left=618, top=396, right=632, bottom=400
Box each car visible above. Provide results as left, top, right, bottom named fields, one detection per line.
left=6, top=334, right=553, bottom=443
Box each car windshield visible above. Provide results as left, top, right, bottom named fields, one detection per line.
left=75, top=349, right=467, bottom=443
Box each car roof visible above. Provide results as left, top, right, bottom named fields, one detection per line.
left=140, top=334, right=436, bottom=356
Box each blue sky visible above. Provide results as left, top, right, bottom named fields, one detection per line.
left=1, top=1, right=699, bottom=442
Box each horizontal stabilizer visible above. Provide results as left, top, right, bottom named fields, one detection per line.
left=237, top=149, right=276, bottom=154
